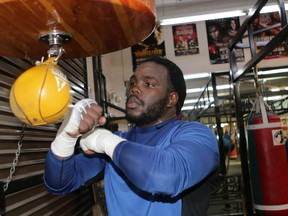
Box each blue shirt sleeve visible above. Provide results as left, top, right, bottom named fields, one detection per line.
left=44, top=149, right=105, bottom=194
left=113, top=122, right=219, bottom=197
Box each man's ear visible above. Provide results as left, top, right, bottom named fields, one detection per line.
left=167, top=92, right=179, bottom=108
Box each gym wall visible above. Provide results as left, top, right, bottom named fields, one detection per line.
left=0, top=57, right=96, bottom=216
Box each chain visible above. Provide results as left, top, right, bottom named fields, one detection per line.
left=3, top=123, right=26, bottom=192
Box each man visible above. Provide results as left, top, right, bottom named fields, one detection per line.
left=44, top=57, right=220, bottom=216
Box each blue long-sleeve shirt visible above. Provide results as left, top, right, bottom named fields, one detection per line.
left=44, top=118, right=219, bottom=216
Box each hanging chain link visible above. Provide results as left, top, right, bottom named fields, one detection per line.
left=3, top=123, right=26, bottom=192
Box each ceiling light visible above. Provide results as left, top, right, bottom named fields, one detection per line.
left=186, top=84, right=232, bottom=94
left=160, top=10, right=247, bottom=26
left=186, top=88, right=203, bottom=93
left=184, top=99, right=198, bottom=104
left=214, top=84, right=233, bottom=90
left=160, top=4, right=288, bottom=26
left=181, top=106, right=195, bottom=110
left=184, top=97, right=214, bottom=104
left=258, top=68, right=288, bottom=75
left=184, top=73, right=210, bottom=80
left=270, top=88, right=280, bottom=92
left=264, top=96, right=283, bottom=100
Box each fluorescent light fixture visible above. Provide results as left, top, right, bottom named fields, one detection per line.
left=214, top=84, right=233, bottom=90
left=184, top=97, right=214, bottom=104
left=186, top=88, right=203, bottom=93
left=181, top=106, right=195, bottom=111
left=270, top=88, right=280, bottom=92
left=160, top=10, right=247, bottom=26
left=258, top=68, right=288, bottom=75
left=184, top=99, right=199, bottom=104
left=264, top=96, right=283, bottom=100
left=182, top=104, right=210, bottom=110
left=160, top=4, right=288, bottom=26
left=186, top=84, right=232, bottom=94
left=184, top=73, right=210, bottom=80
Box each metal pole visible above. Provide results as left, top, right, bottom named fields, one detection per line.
left=92, top=56, right=108, bottom=114
left=233, top=82, right=255, bottom=215
left=211, top=73, right=226, bottom=175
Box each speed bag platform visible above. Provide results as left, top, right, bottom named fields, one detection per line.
left=247, top=111, right=288, bottom=216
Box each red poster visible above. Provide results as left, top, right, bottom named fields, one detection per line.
left=252, top=11, right=288, bottom=59
left=172, top=24, right=199, bottom=56
left=206, top=17, right=244, bottom=64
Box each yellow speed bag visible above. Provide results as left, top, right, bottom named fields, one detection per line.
left=9, top=57, right=72, bottom=125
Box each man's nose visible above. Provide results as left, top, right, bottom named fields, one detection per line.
left=130, top=85, right=141, bottom=95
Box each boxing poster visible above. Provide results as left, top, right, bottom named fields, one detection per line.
left=131, top=22, right=166, bottom=69
left=206, top=17, right=244, bottom=64
left=252, top=11, right=288, bottom=59
left=172, top=24, right=199, bottom=56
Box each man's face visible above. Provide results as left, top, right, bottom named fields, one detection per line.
left=126, top=62, right=170, bottom=127
left=209, top=26, right=220, bottom=40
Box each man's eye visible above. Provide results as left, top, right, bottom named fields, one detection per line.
left=144, top=82, right=154, bottom=87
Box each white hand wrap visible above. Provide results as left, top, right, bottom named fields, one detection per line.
left=51, top=98, right=97, bottom=157
left=80, top=128, right=126, bottom=159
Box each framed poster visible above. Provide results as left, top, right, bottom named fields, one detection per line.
left=252, top=11, right=288, bottom=59
left=172, top=24, right=199, bottom=56
left=206, top=17, right=244, bottom=64
left=131, top=22, right=166, bottom=69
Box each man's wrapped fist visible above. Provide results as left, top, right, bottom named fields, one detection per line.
left=80, top=128, right=126, bottom=159
left=51, top=99, right=103, bottom=158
